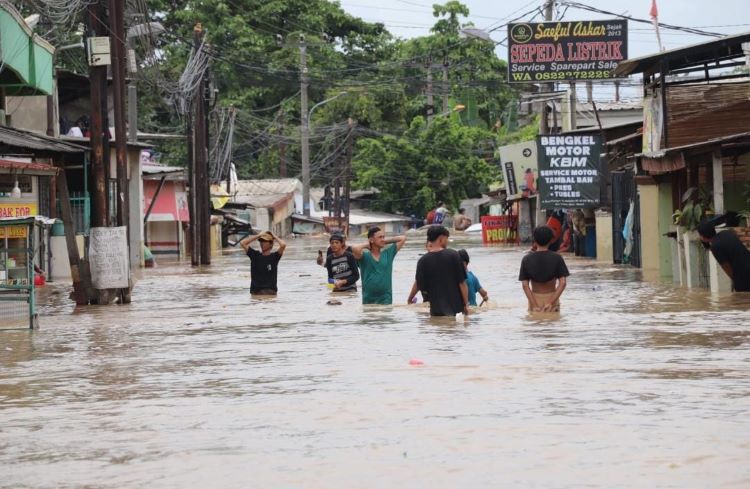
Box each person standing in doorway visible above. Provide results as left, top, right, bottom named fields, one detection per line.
left=519, top=226, right=569, bottom=312
left=698, top=222, right=750, bottom=292
left=351, top=227, right=407, bottom=305
left=240, top=231, right=286, bottom=295
left=325, top=233, right=360, bottom=292
left=415, top=226, right=469, bottom=317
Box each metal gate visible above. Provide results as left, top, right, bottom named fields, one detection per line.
left=611, top=169, right=641, bottom=267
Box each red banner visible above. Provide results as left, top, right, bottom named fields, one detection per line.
left=481, top=215, right=519, bottom=244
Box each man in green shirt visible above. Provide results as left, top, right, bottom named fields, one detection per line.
left=351, top=227, right=407, bottom=305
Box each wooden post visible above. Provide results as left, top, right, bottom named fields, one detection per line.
left=712, top=149, right=724, bottom=215
left=56, top=168, right=89, bottom=305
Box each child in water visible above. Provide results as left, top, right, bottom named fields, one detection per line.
left=458, top=249, right=489, bottom=306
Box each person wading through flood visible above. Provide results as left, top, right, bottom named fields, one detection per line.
left=316, top=234, right=352, bottom=267
left=351, top=227, right=407, bottom=305
left=698, top=222, right=750, bottom=292
left=240, top=231, right=286, bottom=295
left=415, top=226, right=469, bottom=317
left=519, top=226, right=569, bottom=312
left=325, top=233, right=360, bottom=292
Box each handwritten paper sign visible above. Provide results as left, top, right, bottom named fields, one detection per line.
left=89, top=226, right=130, bottom=289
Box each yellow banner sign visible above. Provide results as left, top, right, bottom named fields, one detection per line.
left=0, top=226, right=28, bottom=239
left=0, top=203, right=38, bottom=219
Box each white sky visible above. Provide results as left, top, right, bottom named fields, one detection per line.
left=336, top=0, right=750, bottom=101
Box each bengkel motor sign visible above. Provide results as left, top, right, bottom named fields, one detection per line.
left=507, top=20, right=627, bottom=82
left=537, top=134, right=602, bottom=209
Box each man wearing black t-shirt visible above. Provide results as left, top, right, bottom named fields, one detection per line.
left=698, top=222, right=750, bottom=292
left=519, top=226, right=570, bottom=312
left=325, top=233, right=359, bottom=292
left=415, top=226, right=469, bottom=317
left=240, top=230, right=286, bottom=295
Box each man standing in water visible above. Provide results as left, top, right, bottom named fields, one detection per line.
left=325, top=233, right=360, bottom=292
left=414, top=226, right=468, bottom=317
left=240, top=231, right=286, bottom=295
left=698, top=222, right=750, bottom=292
left=351, top=227, right=406, bottom=304
left=519, top=226, right=569, bottom=312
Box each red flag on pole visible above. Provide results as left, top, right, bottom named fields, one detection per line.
left=649, top=0, right=664, bottom=51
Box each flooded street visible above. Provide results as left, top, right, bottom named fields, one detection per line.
left=2, top=237, right=750, bottom=488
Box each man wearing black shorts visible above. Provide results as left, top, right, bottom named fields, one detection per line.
left=240, top=230, right=286, bottom=295
left=698, top=222, right=750, bottom=292
left=519, top=226, right=570, bottom=312
left=415, top=226, right=469, bottom=317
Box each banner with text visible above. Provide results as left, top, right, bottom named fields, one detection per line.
left=537, top=134, right=602, bottom=209
left=508, top=20, right=627, bottom=83
left=89, top=226, right=130, bottom=289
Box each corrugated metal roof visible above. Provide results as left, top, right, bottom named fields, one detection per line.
left=637, top=131, right=750, bottom=159
left=142, top=163, right=185, bottom=175
left=0, top=126, right=86, bottom=153
left=0, top=158, right=58, bottom=175
left=614, top=31, right=750, bottom=77
left=231, top=178, right=302, bottom=196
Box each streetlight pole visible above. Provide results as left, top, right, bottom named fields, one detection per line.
left=301, top=90, right=347, bottom=216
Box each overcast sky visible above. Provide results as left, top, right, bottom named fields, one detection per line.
left=336, top=0, right=749, bottom=100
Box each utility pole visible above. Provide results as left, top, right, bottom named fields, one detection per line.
left=426, top=57, right=434, bottom=121
left=300, top=35, right=311, bottom=216
left=539, top=0, right=555, bottom=135
left=344, top=118, right=354, bottom=234
left=614, top=81, right=621, bottom=102
left=188, top=25, right=201, bottom=266
left=109, top=0, right=132, bottom=302
left=442, top=60, right=449, bottom=114
left=193, top=24, right=210, bottom=265
left=88, top=1, right=108, bottom=229
left=278, top=108, right=287, bottom=178
left=110, top=0, right=128, bottom=231
left=586, top=81, right=593, bottom=103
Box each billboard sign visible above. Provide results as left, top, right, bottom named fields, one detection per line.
left=499, top=140, right=538, bottom=201
left=537, top=134, right=602, bottom=209
left=508, top=20, right=627, bottom=83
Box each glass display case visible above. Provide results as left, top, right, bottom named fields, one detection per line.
left=0, top=218, right=38, bottom=329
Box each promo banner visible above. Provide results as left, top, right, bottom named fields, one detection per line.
left=537, top=134, right=602, bottom=209
left=508, top=20, right=627, bottom=83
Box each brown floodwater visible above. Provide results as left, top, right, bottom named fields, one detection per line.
left=2, top=236, right=749, bottom=488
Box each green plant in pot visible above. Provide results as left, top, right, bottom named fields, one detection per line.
left=672, top=186, right=714, bottom=232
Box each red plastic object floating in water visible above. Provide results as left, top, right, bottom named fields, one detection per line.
left=409, top=359, right=424, bottom=366
left=34, top=274, right=45, bottom=287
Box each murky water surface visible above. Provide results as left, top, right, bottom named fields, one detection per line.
left=2, top=237, right=749, bottom=488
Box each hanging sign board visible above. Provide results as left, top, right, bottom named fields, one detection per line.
left=0, top=203, right=38, bottom=218
left=537, top=134, right=602, bottom=209
left=89, top=226, right=130, bottom=289
left=507, top=20, right=627, bottom=83
left=0, top=226, right=28, bottom=239
left=499, top=140, right=538, bottom=201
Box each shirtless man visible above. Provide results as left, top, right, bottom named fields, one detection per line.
left=518, top=226, right=569, bottom=312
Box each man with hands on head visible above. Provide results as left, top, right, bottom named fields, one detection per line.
left=240, top=230, right=286, bottom=295
left=351, top=227, right=407, bottom=305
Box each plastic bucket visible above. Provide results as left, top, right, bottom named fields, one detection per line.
left=51, top=220, right=65, bottom=236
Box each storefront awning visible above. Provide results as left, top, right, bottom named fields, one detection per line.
left=0, top=158, right=58, bottom=176
left=0, top=1, right=55, bottom=95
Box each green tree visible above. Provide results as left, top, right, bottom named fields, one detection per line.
left=353, top=116, right=497, bottom=216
